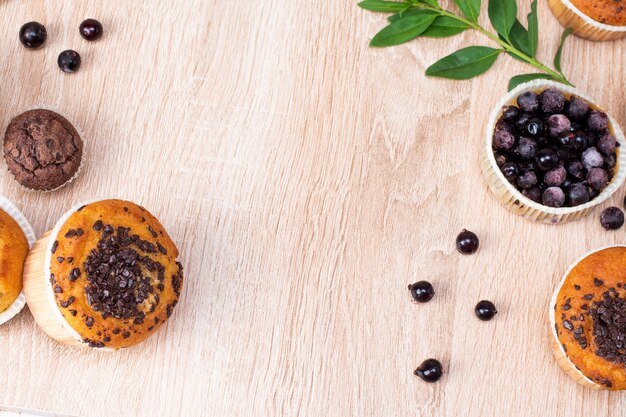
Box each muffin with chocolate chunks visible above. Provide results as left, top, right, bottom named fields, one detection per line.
left=3, top=109, right=83, bottom=191
left=23, top=199, right=184, bottom=349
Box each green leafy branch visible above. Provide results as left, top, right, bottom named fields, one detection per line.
left=358, top=0, right=574, bottom=90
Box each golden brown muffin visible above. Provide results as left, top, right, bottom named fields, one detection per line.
left=24, top=199, right=183, bottom=349
left=551, top=246, right=626, bottom=390
left=570, top=0, right=626, bottom=26
left=0, top=209, right=29, bottom=313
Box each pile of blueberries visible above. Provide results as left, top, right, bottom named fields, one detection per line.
left=19, top=19, right=104, bottom=73
left=408, top=230, right=497, bottom=383
left=492, top=88, right=618, bottom=209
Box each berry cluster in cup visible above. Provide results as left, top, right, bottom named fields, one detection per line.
left=19, top=19, right=104, bottom=73
left=493, top=88, right=618, bottom=208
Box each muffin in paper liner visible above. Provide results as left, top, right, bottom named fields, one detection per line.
left=3, top=107, right=86, bottom=193
left=549, top=245, right=626, bottom=390
left=548, top=0, right=626, bottom=41
left=481, top=79, right=626, bottom=225
left=0, top=196, right=36, bottom=325
left=23, top=198, right=184, bottom=350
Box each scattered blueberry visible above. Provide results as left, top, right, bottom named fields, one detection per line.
left=19, top=22, right=47, bottom=49
left=79, top=19, right=104, bottom=41
left=475, top=300, right=498, bottom=321
left=408, top=281, right=435, bottom=303
left=58, top=50, right=81, bottom=73
left=414, top=359, right=444, bottom=383
left=456, top=230, right=479, bottom=255
left=600, top=207, right=624, bottom=230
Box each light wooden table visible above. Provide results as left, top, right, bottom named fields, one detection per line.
left=0, top=0, right=625, bottom=416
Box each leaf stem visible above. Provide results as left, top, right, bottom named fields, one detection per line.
left=407, top=1, right=573, bottom=86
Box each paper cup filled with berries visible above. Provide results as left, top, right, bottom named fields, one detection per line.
left=481, top=80, right=626, bottom=225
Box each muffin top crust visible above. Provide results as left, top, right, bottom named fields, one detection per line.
left=0, top=209, right=29, bottom=313
left=570, top=0, right=626, bottom=26
left=3, top=109, right=83, bottom=191
left=48, top=199, right=183, bottom=349
left=553, top=246, right=626, bottom=390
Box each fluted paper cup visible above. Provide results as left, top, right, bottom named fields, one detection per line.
left=548, top=0, right=626, bottom=41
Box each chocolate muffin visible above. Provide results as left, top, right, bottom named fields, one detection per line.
left=4, top=109, right=83, bottom=191
left=23, top=199, right=184, bottom=349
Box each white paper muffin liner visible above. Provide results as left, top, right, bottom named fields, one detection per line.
left=548, top=0, right=626, bottom=41
left=481, top=79, right=626, bottom=225
left=548, top=245, right=626, bottom=389
left=0, top=196, right=36, bottom=325
left=2, top=106, right=86, bottom=193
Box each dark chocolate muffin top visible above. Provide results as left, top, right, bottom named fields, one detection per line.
left=3, top=109, right=83, bottom=191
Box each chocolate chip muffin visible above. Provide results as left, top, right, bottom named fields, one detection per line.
left=569, top=0, right=626, bottom=26
left=551, top=246, right=626, bottom=390
left=548, top=0, right=626, bottom=41
left=23, top=199, right=184, bottom=349
left=4, top=109, right=83, bottom=191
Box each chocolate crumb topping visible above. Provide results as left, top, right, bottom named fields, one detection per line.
left=67, top=257, right=74, bottom=264
left=51, top=240, right=58, bottom=254
left=83, top=224, right=161, bottom=321
left=77, top=205, right=86, bottom=212
left=594, top=277, right=605, bottom=287
left=583, top=294, right=593, bottom=300
left=57, top=257, right=65, bottom=263
left=65, top=229, right=78, bottom=238
left=590, top=288, right=626, bottom=365
left=563, top=319, right=574, bottom=331
left=122, top=331, right=130, bottom=339
left=93, top=220, right=103, bottom=231
left=70, top=309, right=77, bottom=316
left=574, top=284, right=581, bottom=291
left=85, top=316, right=94, bottom=327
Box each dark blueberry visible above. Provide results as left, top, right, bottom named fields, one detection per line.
left=517, top=91, right=539, bottom=112
left=475, top=300, right=498, bottom=321
left=562, top=178, right=572, bottom=190
left=502, top=106, right=520, bottom=121
left=496, top=118, right=516, bottom=134
left=588, top=187, right=600, bottom=200
left=542, top=187, right=565, bottom=208
left=540, top=88, right=566, bottom=113
left=58, top=50, right=81, bottom=73
left=456, top=229, right=479, bottom=255
left=567, top=160, right=585, bottom=181
left=79, top=19, right=104, bottom=41
left=587, top=111, right=609, bottom=132
left=600, top=207, right=624, bottom=230
left=19, top=22, right=47, bottom=49
left=605, top=155, right=616, bottom=169
left=544, top=165, right=566, bottom=186
left=515, top=112, right=533, bottom=130
left=414, top=359, right=444, bottom=383
left=518, top=161, right=536, bottom=172
left=597, top=134, right=616, bottom=156
left=517, top=170, right=538, bottom=189
left=525, top=118, right=544, bottom=136
left=582, top=147, right=604, bottom=170
left=501, top=162, right=519, bottom=181
left=494, top=152, right=509, bottom=167
left=514, top=137, right=537, bottom=160
left=493, top=130, right=515, bottom=151
left=586, top=167, right=609, bottom=191
left=571, top=131, right=589, bottom=151
left=536, top=148, right=558, bottom=171
left=569, top=121, right=582, bottom=131
left=568, top=183, right=590, bottom=206
left=557, top=132, right=575, bottom=149
left=556, top=148, right=574, bottom=162
left=547, top=114, right=571, bottom=137
left=522, top=186, right=542, bottom=203
left=408, top=281, right=435, bottom=303
left=494, top=152, right=508, bottom=167
left=567, top=96, right=590, bottom=120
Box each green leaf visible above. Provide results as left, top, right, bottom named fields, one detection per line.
left=508, top=73, right=555, bottom=91
left=426, top=46, right=502, bottom=80
left=554, top=28, right=573, bottom=74
left=508, top=20, right=532, bottom=56
left=488, top=0, right=517, bottom=39
left=421, top=0, right=440, bottom=6
left=388, top=8, right=437, bottom=22
left=527, top=0, right=538, bottom=57
left=358, top=0, right=410, bottom=12
left=370, top=12, right=438, bottom=46
left=454, top=0, right=481, bottom=22
left=421, top=16, right=470, bottom=37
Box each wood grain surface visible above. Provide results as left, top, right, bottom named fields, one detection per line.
left=0, top=0, right=625, bottom=416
